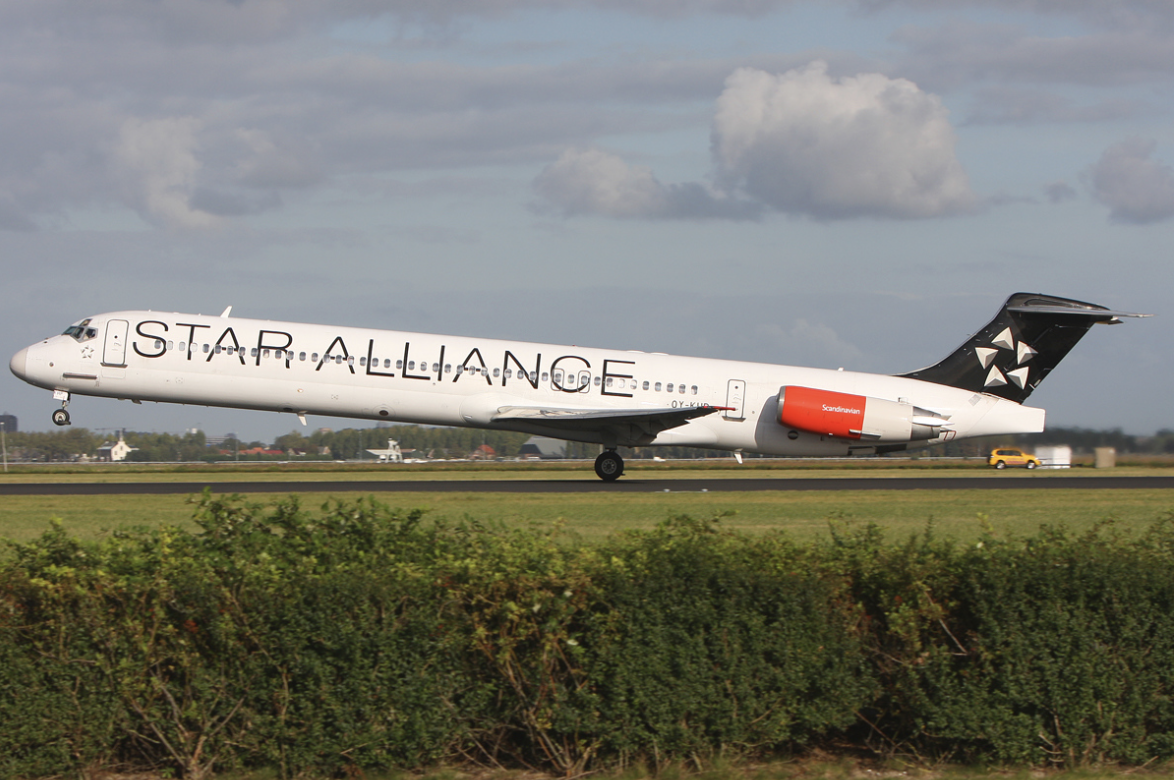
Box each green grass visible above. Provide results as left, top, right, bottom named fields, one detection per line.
left=2, top=484, right=1172, bottom=546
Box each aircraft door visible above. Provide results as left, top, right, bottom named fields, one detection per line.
left=103, top=319, right=129, bottom=367
left=723, top=379, right=745, bottom=420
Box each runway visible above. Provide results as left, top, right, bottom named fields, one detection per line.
left=3, top=475, right=1174, bottom=495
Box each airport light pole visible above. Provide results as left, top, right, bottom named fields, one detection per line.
left=1, top=420, right=7, bottom=473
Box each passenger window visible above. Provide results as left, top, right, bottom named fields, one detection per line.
left=215, top=345, right=223, bottom=354
left=541, top=372, right=549, bottom=382
left=667, top=383, right=674, bottom=393
left=311, top=353, right=319, bottom=362
left=396, top=360, right=403, bottom=369
left=691, top=385, right=698, bottom=394
left=594, top=376, right=601, bottom=386
left=445, top=364, right=452, bottom=373
left=505, top=369, right=513, bottom=378
left=155, top=340, right=164, bottom=350
left=643, top=381, right=650, bottom=390
left=493, top=368, right=501, bottom=378
left=179, top=342, right=186, bottom=351
left=655, top=382, right=662, bottom=392
left=432, top=363, right=438, bottom=372
left=408, top=361, right=415, bottom=370
left=679, top=385, right=685, bottom=394
left=360, top=357, right=367, bottom=366
left=166, top=341, right=174, bottom=350
left=605, top=377, right=613, bottom=387
left=384, top=359, right=391, bottom=368
left=203, top=344, right=210, bottom=353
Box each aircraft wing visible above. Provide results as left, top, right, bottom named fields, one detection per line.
left=489, top=403, right=728, bottom=446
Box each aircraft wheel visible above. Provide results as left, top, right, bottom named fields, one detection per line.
left=994, top=460, right=1006, bottom=470
left=594, top=450, right=623, bottom=482
left=1026, top=461, right=1036, bottom=470
left=52, top=409, right=71, bottom=426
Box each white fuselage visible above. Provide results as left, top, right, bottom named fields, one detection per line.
left=10, top=310, right=1045, bottom=454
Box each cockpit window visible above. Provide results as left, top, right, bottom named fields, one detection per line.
left=63, top=319, right=98, bottom=342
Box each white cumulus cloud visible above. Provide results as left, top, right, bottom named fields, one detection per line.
left=533, top=148, right=760, bottom=220
left=1086, top=138, right=1174, bottom=224
left=711, top=62, right=978, bottom=219
left=112, top=117, right=217, bottom=229
left=533, top=62, right=977, bottom=222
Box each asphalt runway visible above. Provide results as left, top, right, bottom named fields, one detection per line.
left=3, top=475, right=1174, bottom=495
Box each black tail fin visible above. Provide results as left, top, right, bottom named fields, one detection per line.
left=898, top=292, right=1144, bottom=404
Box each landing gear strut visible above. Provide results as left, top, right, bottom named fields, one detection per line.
left=52, top=392, right=71, bottom=426
left=594, top=450, right=623, bottom=482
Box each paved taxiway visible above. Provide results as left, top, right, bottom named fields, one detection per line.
left=3, top=475, right=1174, bottom=495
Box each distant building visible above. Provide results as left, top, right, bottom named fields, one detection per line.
left=470, top=444, right=496, bottom=460
left=0, top=413, right=15, bottom=433
left=97, top=433, right=137, bottom=462
left=519, top=436, right=567, bottom=459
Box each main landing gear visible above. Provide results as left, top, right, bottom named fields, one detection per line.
left=52, top=392, right=71, bottom=426
left=594, top=450, right=623, bottom=482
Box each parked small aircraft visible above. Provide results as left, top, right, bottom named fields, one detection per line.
left=9, top=293, right=1145, bottom=480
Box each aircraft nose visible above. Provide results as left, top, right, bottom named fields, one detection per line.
left=9, top=347, right=28, bottom=380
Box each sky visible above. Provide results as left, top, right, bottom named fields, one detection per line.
left=1, top=0, right=1171, bottom=443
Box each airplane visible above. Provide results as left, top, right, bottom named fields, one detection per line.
left=8, top=293, right=1146, bottom=481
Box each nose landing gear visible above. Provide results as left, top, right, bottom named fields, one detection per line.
left=594, top=449, right=623, bottom=482
left=52, top=392, right=71, bottom=426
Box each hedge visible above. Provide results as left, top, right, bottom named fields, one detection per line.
left=3, top=494, right=1174, bottom=777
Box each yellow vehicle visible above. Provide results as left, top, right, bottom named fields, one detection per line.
left=988, top=447, right=1041, bottom=470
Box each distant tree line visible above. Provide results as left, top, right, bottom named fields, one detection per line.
left=4, top=424, right=1173, bottom=462
left=273, top=425, right=532, bottom=460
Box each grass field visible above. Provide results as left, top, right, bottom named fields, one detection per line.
left=2, top=463, right=1172, bottom=546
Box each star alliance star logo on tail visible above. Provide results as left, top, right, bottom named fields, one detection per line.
left=976, top=327, right=1037, bottom=390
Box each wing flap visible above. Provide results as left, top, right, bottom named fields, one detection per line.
left=490, top=403, right=728, bottom=446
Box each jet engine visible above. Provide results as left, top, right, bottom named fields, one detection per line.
left=777, top=385, right=951, bottom=443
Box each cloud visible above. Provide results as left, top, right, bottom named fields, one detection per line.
left=532, top=148, right=760, bottom=220
left=1044, top=182, right=1077, bottom=203
left=751, top=318, right=864, bottom=368
left=534, top=63, right=977, bottom=222
left=964, top=86, right=1149, bottom=126
left=891, top=22, right=1174, bottom=92
left=112, top=117, right=217, bottom=229
left=0, top=193, right=37, bottom=231
left=1086, top=138, right=1174, bottom=224
left=712, top=63, right=977, bottom=219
